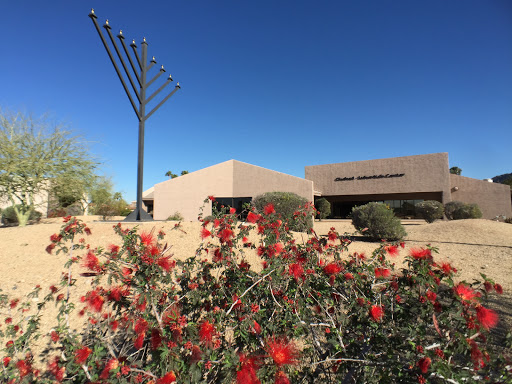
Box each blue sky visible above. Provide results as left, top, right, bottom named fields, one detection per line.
left=2, top=1, right=511, bottom=201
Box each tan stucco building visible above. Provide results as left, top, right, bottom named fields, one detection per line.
left=147, top=153, right=511, bottom=221
left=150, top=160, right=313, bottom=221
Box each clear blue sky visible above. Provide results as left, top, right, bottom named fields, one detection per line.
left=2, top=1, right=511, bottom=201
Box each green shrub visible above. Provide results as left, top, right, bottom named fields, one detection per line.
left=0, top=211, right=508, bottom=383
left=47, top=208, right=67, bottom=218
left=351, top=202, right=406, bottom=241
left=415, top=200, right=444, bottom=223
left=445, top=201, right=465, bottom=220
left=167, top=211, right=184, bottom=221
left=252, top=192, right=312, bottom=232
left=1, top=205, right=42, bottom=226
left=445, top=201, right=482, bottom=220
left=315, top=198, right=331, bottom=220
left=455, top=203, right=482, bottom=219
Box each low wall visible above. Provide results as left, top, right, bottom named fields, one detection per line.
left=450, top=175, right=511, bottom=219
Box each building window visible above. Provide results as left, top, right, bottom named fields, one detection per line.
left=213, top=197, right=252, bottom=218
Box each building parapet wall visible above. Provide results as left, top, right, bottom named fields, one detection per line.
left=153, top=160, right=314, bottom=222
left=305, top=153, right=451, bottom=203
left=153, top=160, right=235, bottom=221
left=232, top=161, right=313, bottom=202
left=450, top=175, right=512, bottom=219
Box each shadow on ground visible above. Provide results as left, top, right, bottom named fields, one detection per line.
left=405, top=239, right=512, bottom=249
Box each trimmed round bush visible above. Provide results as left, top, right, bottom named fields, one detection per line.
left=315, top=198, right=331, bottom=220
left=445, top=201, right=465, bottom=220
left=252, top=192, right=312, bottom=232
left=445, top=201, right=482, bottom=220
left=351, top=202, right=406, bottom=241
left=1, top=205, right=42, bottom=226
left=415, top=200, right=444, bottom=223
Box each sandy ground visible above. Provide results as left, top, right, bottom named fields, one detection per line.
left=1, top=216, right=511, bottom=360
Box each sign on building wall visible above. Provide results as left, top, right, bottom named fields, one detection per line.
left=334, top=173, right=405, bottom=182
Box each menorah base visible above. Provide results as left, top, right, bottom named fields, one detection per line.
left=124, top=207, right=154, bottom=222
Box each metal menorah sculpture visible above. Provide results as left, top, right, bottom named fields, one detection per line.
left=88, top=9, right=180, bottom=221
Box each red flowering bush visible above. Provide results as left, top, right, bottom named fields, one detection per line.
left=0, top=205, right=511, bottom=383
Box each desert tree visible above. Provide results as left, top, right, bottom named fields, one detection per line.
left=165, top=170, right=178, bottom=179
left=0, top=109, right=97, bottom=226
left=450, top=166, right=462, bottom=175
left=88, top=177, right=129, bottom=219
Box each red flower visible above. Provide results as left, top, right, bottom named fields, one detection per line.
left=417, top=357, right=431, bottom=374
left=83, top=251, right=101, bottom=272
left=219, top=228, right=234, bottom=243
left=50, top=331, right=59, bottom=342
left=208, top=196, right=215, bottom=202
left=47, top=357, right=64, bottom=381
left=270, top=243, right=284, bottom=256
left=289, top=263, right=305, bottom=282
left=369, top=305, right=384, bottom=322
left=108, top=286, right=127, bottom=302
left=16, top=360, right=32, bottom=378
left=374, top=268, right=391, bottom=279
left=10, top=299, right=19, bottom=309
left=157, top=256, right=174, bottom=272
left=274, top=370, right=291, bottom=384
left=251, top=320, right=262, bottom=334
left=108, top=244, right=120, bottom=254
left=110, top=320, right=119, bottom=331
left=237, top=364, right=260, bottom=384
left=151, top=328, right=162, bottom=349
left=3, top=357, right=11, bottom=367
left=134, top=318, right=148, bottom=334
left=484, top=281, right=493, bottom=292
left=264, top=203, right=275, bottom=215
left=247, top=211, right=260, bottom=223
left=85, top=290, right=105, bottom=312
left=439, top=262, right=457, bottom=275
left=409, top=248, right=432, bottom=260
left=494, top=283, right=503, bottom=294
left=75, top=346, right=92, bottom=364
left=46, top=243, right=56, bottom=254
left=156, top=371, right=177, bottom=384
left=237, top=354, right=262, bottom=384
left=230, top=207, right=237, bottom=214
left=100, top=358, right=119, bottom=379
left=426, top=290, right=437, bottom=303
left=344, top=273, right=354, bottom=280
left=384, top=245, right=399, bottom=256
left=200, top=227, right=211, bottom=239
left=134, top=333, right=145, bottom=349
left=323, top=263, right=343, bottom=276
left=50, top=233, right=62, bottom=243
left=190, top=345, right=202, bottom=363
left=199, top=320, right=216, bottom=345
left=265, top=337, right=300, bottom=367
left=140, top=231, right=154, bottom=246
left=476, top=306, right=499, bottom=330
left=454, top=283, right=481, bottom=302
